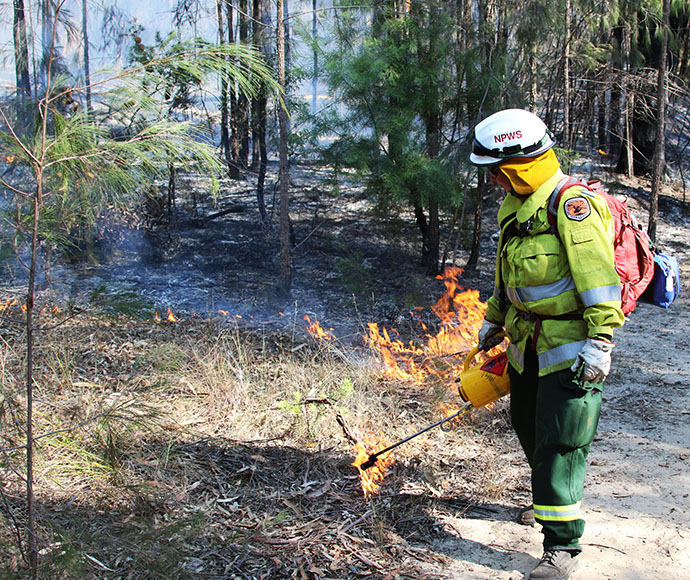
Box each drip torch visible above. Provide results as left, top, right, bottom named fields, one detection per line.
left=360, top=337, right=510, bottom=470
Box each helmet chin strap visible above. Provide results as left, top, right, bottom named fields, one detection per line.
left=510, top=189, right=531, bottom=199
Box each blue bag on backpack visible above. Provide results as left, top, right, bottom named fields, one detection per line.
left=644, top=253, right=681, bottom=308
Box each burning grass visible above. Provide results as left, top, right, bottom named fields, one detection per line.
left=0, top=280, right=524, bottom=579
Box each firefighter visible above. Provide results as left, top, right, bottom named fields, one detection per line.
left=468, top=108, right=625, bottom=580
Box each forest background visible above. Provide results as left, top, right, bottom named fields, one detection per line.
left=0, top=0, right=688, bottom=579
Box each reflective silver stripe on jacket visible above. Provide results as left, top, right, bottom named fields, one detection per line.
left=579, top=284, right=621, bottom=307
left=538, top=340, right=586, bottom=369
left=505, top=276, right=577, bottom=305
left=509, top=342, right=524, bottom=368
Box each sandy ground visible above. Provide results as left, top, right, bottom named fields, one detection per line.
left=430, top=224, right=690, bottom=578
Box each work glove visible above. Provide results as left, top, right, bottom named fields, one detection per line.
left=571, top=338, right=615, bottom=383
left=477, top=320, right=504, bottom=352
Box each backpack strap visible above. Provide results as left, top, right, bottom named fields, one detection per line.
left=546, top=176, right=600, bottom=237
left=496, top=211, right=518, bottom=311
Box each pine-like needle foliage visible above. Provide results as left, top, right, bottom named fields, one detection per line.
left=0, top=33, right=280, bottom=261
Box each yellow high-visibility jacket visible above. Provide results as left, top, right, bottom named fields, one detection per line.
left=484, top=169, right=625, bottom=376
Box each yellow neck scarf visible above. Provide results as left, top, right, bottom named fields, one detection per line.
left=498, top=149, right=561, bottom=195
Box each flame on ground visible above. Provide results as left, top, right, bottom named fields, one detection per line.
left=304, top=315, right=335, bottom=341
left=364, top=266, right=486, bottom=383
left=305, top=266, right=489, bottom=497
left=352, top=436, right=396, bottom=498
left=154, top=308, right=179, bottom=323
left=0, top=298, right=18, bottom=313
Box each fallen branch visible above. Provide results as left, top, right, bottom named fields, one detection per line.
left=302, top=398, right=358, bottom=445
left=205, top=205, right=247, bottom=221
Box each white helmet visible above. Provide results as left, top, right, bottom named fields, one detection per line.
left=468, top=108, right=554, bottom=166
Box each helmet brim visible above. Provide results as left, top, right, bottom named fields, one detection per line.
left=468, top=139, right=554, bottom=167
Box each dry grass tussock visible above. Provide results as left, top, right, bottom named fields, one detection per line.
left=0, top=293, right=526, bottom=579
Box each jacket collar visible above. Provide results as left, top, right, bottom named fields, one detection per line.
left=514, top=168, right=565, bottom=223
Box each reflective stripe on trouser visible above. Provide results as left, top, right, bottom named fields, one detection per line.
left=509, top=348, right=603, bottom=553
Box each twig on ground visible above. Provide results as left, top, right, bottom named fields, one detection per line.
left=302, top=397, right=359, bottom=445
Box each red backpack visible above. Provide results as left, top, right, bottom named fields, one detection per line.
left=547, top=177, right=655, bottom=315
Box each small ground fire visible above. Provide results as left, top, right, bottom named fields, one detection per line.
left=305, top=266, right=488, bottom=497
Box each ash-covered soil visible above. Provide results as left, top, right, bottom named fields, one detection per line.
left=25, top=161, right=499, bottom=344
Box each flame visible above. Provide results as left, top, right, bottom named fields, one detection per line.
left=352, top=436, right=396, bottom=498
left=364, top=266, right=486, bottom=383
left=304, top=315, right=335, bottom=341
left=154, top=308, right=178, bottom=323
left=0, top=298, right=18, bottom=313
left=302, top=266, right=489, bottom=497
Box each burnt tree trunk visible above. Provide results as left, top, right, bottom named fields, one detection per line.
left=13, top=0, right=31, bottom=100
left=226, top=0, right=241, bottom=179
left=563, top=0, right=572, bottom=147
left=615, top=19, right=636, bottom=177
left=414, top=203, right=439, bottom=276
left=238, top=0, right=250, bottom=168
left=252, top=0, right=269, bottom=224
left=466, top=175, right=485, bottom=270
left=81, top=0, right=92, bottom=118
left=277, top=0, right=291, bottom=294
left=217, top=0, right=231, bottom=166
left=649, top=0, right=670, bottom=242
left=421, top=109, right=441, bottom=275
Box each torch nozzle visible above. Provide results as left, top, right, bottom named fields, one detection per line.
left=360, top=455, right=378, bottom=470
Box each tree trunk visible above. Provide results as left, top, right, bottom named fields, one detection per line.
left=251, top=0, right=262, bottom=169
left=414, top=203, right=439, bottom=275
left=238, top=0, right=250, bottom=168
left=528, top=42, right=537, bottom=111
left=311, top=0, right=318, bottom=115
left=610, top=77, right=622, bottom=158
left=252, top=0, right=269, bottom=223
left=597, top=76, right=608, bottom=152
left=466, top=178, right=484, bottom=270
left=41, top=0, right=55, bottom=87
left=277, top=0, right=291, bottom=295
left=616, top=20, right=635, bottom=177
left=217, top=0, right=231, bottom=166
left=421, top=109, right=441, bottom=275
left=563, top=0, right=572, bottom=147
left=13, top=0, right=31, bottom=100
left=649, top=0, right=670, bottom=242
left=26, top=182, right=39, bottom=579
left=81, top=0, right=92, bottom=118
left=226, top=0, right=241, bottom=179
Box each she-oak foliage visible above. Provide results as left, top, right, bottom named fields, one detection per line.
left=1, top=34, right=279, bottom=262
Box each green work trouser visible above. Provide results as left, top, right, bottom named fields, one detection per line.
left=509, top=347, right=603, bottom=553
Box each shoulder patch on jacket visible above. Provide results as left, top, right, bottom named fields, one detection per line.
left=563, top=196, right=591, bottom=221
